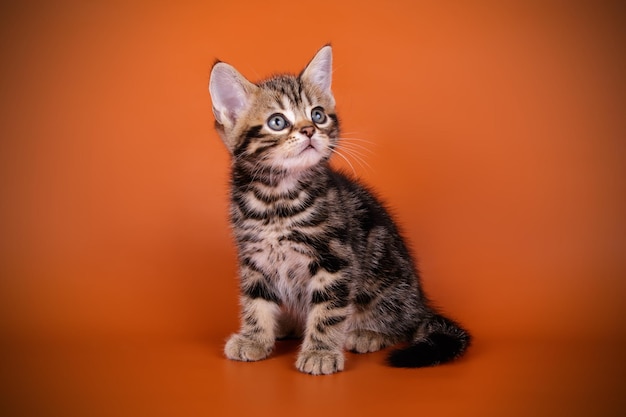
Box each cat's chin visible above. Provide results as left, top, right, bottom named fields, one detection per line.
left=278, top=150, right=325, bottom=173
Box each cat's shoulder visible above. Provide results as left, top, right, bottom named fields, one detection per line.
left=328, top=167, right=366, bottom=191
left=327, top=168, right=382, bottom=203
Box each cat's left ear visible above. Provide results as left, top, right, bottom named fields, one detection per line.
left=301, top=45, right=334, bottom=103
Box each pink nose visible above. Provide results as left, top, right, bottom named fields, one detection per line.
left=300, top=125, right=315, bottom=138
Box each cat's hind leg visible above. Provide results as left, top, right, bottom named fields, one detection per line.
left=345, top=329, right=397, bottom=353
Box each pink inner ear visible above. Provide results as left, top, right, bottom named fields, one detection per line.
left=313, top=71, right=330, bottom=92
left=210, top=65, right=249, bottom=123
left=303, top=47, right=333, bottom=93
left=217, top=81, right=246, bottom=115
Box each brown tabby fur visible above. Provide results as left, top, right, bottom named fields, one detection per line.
left=209, top=45, right=470, bottom=375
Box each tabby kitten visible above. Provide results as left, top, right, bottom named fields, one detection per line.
left=209, top=45, right=470, bottom=375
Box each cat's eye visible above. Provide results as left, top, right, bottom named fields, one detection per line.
left=311, top=107, right=327, bottom=124
left=267, top=113, right=290, bottom=131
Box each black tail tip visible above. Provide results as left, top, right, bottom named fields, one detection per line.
left=387, top=332, right=470, bottom=368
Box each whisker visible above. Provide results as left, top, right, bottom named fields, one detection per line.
left=339, top=141, right=374, bottom=155
left=337, top=146, right=372, bottom=173
left=330, top=148, right=358, bottom=176
left=339, top=137, right=377, bottom=147
left=337, top=139, right=373, bottom=166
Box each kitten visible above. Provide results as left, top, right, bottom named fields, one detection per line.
left=208, top=45, right=470, bottom=375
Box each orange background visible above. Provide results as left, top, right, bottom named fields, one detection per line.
left=1, top=1, right=625, bottom=416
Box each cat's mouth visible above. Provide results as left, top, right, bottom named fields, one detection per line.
left=299, top=143, right=322, bottom=159
left=279, top=136, right=328, bottom=171
left=298, top=138, right=318, bottom=154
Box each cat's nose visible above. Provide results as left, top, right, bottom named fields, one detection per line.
left=300, top=125, right=315, bottom=138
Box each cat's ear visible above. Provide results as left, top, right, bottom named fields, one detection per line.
left=209, top=62, right=257, bottom=128
left=301, top=45, right=334, bottom=98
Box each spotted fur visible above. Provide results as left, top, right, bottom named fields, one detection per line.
left=209, top=45, right=470, bottom=375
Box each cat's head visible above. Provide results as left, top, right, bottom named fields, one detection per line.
left=209, top=45, right=339, bottom=172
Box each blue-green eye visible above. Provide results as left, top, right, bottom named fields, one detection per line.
left=267, top=113, right=290, bottom=131
left=311, top=107, right=327, bottom=124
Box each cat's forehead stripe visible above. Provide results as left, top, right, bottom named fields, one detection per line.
left=300, top=89, right=312, bottom=108
left=262, top=76, right=304, bottom=108
left=272, top=94, right=286, bottom=110
left=262, top=80, right=318, bottom=120
left=280, top=96, right=291, bottom=113
left=284, top=80, right=301, bottom=107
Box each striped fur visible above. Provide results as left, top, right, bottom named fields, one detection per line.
left=209, top=46, right=470, bottom=375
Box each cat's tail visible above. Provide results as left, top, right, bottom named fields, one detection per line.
left=387, top=313, right=471, bottom=368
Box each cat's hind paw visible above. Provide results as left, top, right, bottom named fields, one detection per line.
left=224, top=334, right=273, bottom=362
left=345, top=330, right=391, bottom=353
left=296, top=349, right=344, bottom=375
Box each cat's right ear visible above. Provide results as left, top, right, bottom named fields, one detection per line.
left=209, top=62, right=257, bottom=129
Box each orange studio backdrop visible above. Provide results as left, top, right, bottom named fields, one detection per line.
left=1, top=1, right=625, bottom=416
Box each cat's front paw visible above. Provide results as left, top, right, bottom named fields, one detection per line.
left=296, top=349, right=344, bottom=375
left=224, top=334, right=272, bottom=362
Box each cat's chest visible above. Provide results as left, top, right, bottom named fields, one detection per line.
left=241, top=225, right=313, bottom=287
left=233, top=182, right=324, bottom=292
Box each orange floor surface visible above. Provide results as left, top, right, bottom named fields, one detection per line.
left=1, top=1, right=625, bottom=416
